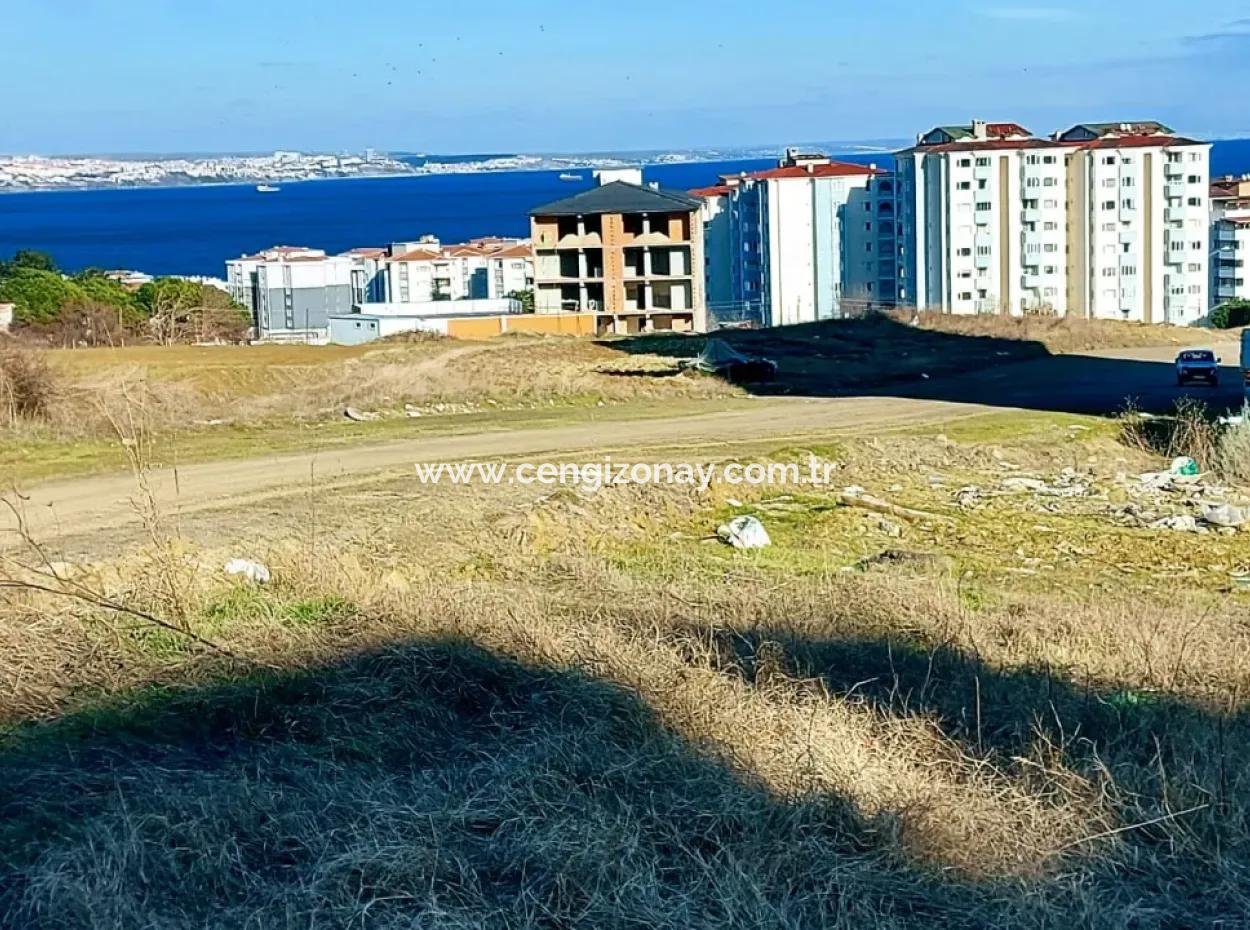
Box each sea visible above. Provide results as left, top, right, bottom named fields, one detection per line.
left=2, top=140, right=1249, bottom=278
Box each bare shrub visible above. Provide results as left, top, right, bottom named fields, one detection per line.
left=1120, top=397, right=1219, bottom=467
left=0, top=344, right=57, bottom=424
left=18, top=300, right=138, bottom=348
left=1215, top=410, right=1250, bottom=484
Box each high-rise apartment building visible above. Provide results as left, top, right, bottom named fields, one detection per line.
left=896, top=119, right=1211, bottom=324
left=692, top=150, right=894, bottom=327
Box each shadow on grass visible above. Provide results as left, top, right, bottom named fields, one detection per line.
left=691, top=621, right=1250, bottom=924
left=599, top=317, right=1243, bottom=417
left=1, top=634, right=1247, bottom=927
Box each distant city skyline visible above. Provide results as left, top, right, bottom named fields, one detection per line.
left=3, top=0, right=1249, bottom=155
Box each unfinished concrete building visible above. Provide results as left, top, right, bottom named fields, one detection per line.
left=530, top=171, right=707, bottom=334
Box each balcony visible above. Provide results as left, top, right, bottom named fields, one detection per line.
left=974, top=298, right=996, bottom=313
left=1022, top=208, right=1041, bottom=223
left=974, top=210, right=993, bottom=226
left=1163, top=161, right=1184, bottom=178
left=1165, top=183, right=1186, bottom=199
left=1022, top=273, right=1043, bottom=289
left=974, top=164, right=993, bottom=180
left=1119, top=229, right=1138, bottom=244
left=974, top=253, right=992, bottom=269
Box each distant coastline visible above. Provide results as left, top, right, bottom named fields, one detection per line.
left=0, top=146, right=901, bottom=195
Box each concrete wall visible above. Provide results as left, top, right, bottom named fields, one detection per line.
left=330, top=312, right=595, bottom=344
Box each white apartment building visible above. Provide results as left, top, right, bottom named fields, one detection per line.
left=225, top=246, right=354, bottom=340
left=692, top=149, right=894, bottom=327
left=1211, top=176, right=1250, bottom=307
left=896, top=119, right=1211, bottom=324
left=385, top=238, right=533, bottom=305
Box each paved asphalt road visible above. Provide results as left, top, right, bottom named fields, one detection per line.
left=4, top=339, right=1245, bottom=548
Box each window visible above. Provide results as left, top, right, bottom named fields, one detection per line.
left=1102, top=179, right=1117, bottom=189
left=1044, top=221, right=1059, bottom=231
left=1026, top=154, right=1040, bottom=165
left=1188, top=175, right=1201, bottom=184
left=977, top=179, right=988, bottom=190
left=975, top=157, right=991, bottom=167
left=958, top=291, right=973, bottom=300
left=865, top=222, right=872, bottom=231
left=957, top=181, right=971, bottom=190
left=1192, top=241, right=1202, bottom=251
left=958, top=158, right=972, bottom=168
left=1187, top=263, right=1202, bottom=273
left=1043, top=155, right=1057, bottom=164
left=1121, top=199, right=1135, bottom=210
left=1102, top=156, right=1116, bottom=165
left=1102, top=223, right=1116, bottom=232
left=1122, top=177, right=1134, bottom=187
left=1043, top=287, right=1058, bottom=297
left=975, top=202, right=992, bottom=212
left=1102, top=201, right=1116, bottom=211
left=1026, top=178, right=1040, bottom=188
left=1044, top=265, right=1058, bottom=275
left=1044, top=243, right=1058, bottom=253
left=1188, top=197, right=1202, bottom=207
left=976, top=245, right=992, bottom=256
left=1122, top=265, right=1137, bottom=276
left=1043, top=199, right=1058, bottom=209
left=1102, top=268, right=1117, bottom=277
left=957, top=248, right=972, bottom=257
left=1188, top=284, right=1202, bottom=294
left=866, top=243, right=873, bottom=252
left=1023, top=198, right=1039, bottom=209
left=1043, top=177, right=1057, bottom=187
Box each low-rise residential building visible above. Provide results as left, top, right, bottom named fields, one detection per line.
left=530, top=170, right=707, bottom=334
left=227, top=238, right=534, bottom=340
left=896, top=118, right=1210, bottom=324
left=692, top=149, right=893, bottom=327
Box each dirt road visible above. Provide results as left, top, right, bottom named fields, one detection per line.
left=6, top=340, right=1240, bottom=546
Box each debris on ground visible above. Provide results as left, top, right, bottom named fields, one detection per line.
left=717, top=515, right=772, bottom=550
left=679, top=339, right=778, bottom=382
left=344, top=407, right=380, bottom=422
left=1149, top=516, right=1204, bottom=533
left=1170, top=456, right=1200, bottom=477
left=404, top=404, right=423, bottom=418
left=224, top=559, right=272, bottom=584
left=1202, top=503, right=1250, bottom=529
left=857, top=549, right=954, bottom=572
left=839, top=487, right=951, bottom=525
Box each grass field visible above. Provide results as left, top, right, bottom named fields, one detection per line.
left=3, top=411, right=1250, bottom=927
left=1, top=314, right=1201, bottom=485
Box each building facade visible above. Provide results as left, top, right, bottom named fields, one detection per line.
left=691, top=150, right=894, bottom=328
left=895, top=119, right=1210, bottom=324
left=530, top=170, right=707, bottom=334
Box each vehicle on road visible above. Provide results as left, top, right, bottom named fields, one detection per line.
left=1175, top=349, right=1221, bottom=387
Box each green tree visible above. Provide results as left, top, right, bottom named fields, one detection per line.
left=507, top=289, right=535, bottom=314
left=1209, top=299, right=1250, bottom=329
left=0, top=249, right=58, bottom=277
left=135, top=278, right=251, bottom=344
left=0, top=268, right=85, bottom=324
left=72, top=272, right=143, bottom=321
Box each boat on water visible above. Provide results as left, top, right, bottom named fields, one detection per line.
left=558, top=172, right=583, bottom=182
left=256, top=184, right=281, bottom=193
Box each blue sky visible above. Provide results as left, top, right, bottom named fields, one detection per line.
left=3, top=0, right=1249, bottom=154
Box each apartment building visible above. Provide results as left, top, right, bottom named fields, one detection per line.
left=896, top=121, right=1066, bottom=314
left=530, top=169, right=706, bottom=334
left=227, top=238, right=534, bottom=340
left=693, top=149, right=894, bottom=327
left=385, top=237, right=533, bottom=305
left=896, top=119, right=1210, bottom=323
left=225, top=246, right=355, bottom=340
left=1059, top=124, right=1210, bottom=324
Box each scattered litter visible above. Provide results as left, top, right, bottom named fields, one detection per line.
left=842, top=485, right=867, bottom=498
left=1202, top=503, right=1250, bottom=529
left=725, top=498, right=743, bottom=508
left=404, top=404, right=423, bottom=418
left=1170, top=457, right=1200, bottom=477
left=344, top=407, right=380, bottom=422
left=1148, top=516, right=1203, bottom=533
left=1219, top=414, right=1246, bottom=427
left=956, top=486, right=983, bottom=508
left=717, top=515, right=772, bottom=550
left=1002, top=477, right=1048, bottom=493
left=858, top=549, right=953, bottom=572
left=679, top=339, right=778, bottom=381
left=225, top=559, right=271, bottom=584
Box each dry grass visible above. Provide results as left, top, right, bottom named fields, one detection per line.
left=3, top=416, right=1250, bottom=926
left=914, top=311, right=1198, bottom=353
